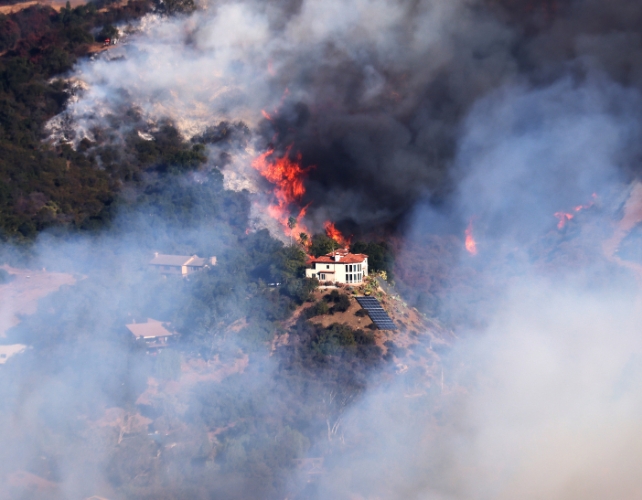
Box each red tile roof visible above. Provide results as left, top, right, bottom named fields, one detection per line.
left=309, top=249, right=367, bottom=264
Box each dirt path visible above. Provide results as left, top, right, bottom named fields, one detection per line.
left=0, top=265, right=76, bottom=337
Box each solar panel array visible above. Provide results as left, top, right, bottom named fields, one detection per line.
left=356, top=296, right=397, bottom=330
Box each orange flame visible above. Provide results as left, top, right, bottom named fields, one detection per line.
left=251, top=146, right=313, bottom=239
left=554, top=211, right=574, bottom=229
left=555, top=193, right=597, bottom=230
left=465, top=220, right=477, bottom=255
left=254, top=97, right=344, bottom=247
left=324, top=221, right=350, bottom=247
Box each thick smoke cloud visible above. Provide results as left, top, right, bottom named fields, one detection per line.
left=313, top=282, right=642, bottom=500
left=456, top=76, right=640, bottom=242
left=304, top=76, right=642, bottom=499
left=51, top=0, right=642, bottom=236
left=49, top=0, right=520, bottom=234
left=19, top=0, right=642, bottom=498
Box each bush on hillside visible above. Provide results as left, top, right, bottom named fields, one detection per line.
left=305, top=300, right=329, bottom=318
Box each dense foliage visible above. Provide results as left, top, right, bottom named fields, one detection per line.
left=350, top=240, right=394, bottom=277
left=309, top=233, right=337, bottom=257
left=0, top=1, right=156, bottom=240
left=0, top=5, right=396, bottom=498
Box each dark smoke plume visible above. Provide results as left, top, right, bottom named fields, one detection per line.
left=16, top=0, right=642, bottom=498
left=51, top=0, right=642, bottom=237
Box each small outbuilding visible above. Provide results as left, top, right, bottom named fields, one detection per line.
left=126, top=319, right=177, bottom=350
left=149, top=253, right=216, bottom=276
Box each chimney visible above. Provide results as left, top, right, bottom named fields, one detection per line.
left=154, top=252, right=159, bottom=257
left=210, top=256, right=217, bottom=266
left=334, top=254, right=341, bottom=262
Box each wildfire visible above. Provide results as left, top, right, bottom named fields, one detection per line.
left=251, top=146, right=314, bottom=239
left=554, top=193, right=598, bottom=230
left=324, top=221, right=350, bottom=247
left=254, top=101, right=344, bottom=247
left=465, top=220, right=478, bottom=255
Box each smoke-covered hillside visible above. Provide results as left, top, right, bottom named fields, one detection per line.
left=2, top=1, right=642, bottom=499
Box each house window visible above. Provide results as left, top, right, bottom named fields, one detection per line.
left=320, top=274, right=326, bottom=280
left=326, top=265, right=330, bottom=269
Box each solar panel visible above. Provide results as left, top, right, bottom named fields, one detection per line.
left=356, top=296, right=397, bottom=330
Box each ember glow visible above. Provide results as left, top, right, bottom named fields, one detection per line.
left=554, top=193, right=598, bottom=229
left=554, top=211, right=574, bottom=229
left=465, top=220, right=478, bottom=255
left=324, top=221, right=350, bottom=247
left=251, top=147, right=313, bottom=237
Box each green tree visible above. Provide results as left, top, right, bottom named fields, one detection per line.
left=97, top=23, right=118, bottom=43
left=310, top=233, right=336, bottom=257
left=287, top=216, right=296, bottom=246
left=351, top=241, right=394, bottom=279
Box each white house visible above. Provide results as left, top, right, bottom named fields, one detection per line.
left=305, top=248, right=368, bottom=284
left=149, top=253, right=216, bottom=276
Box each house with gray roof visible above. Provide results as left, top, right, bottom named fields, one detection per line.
left=149, top=253, right=216, bottom=276
left=126, top=318, right=177, bottom=350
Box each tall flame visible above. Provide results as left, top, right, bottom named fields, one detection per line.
left=251, top=146, right=313, bottom=238
left=324, top=221, right=350, bottom=247
left=254, top=101, right=345, bottom=247
left=465, top=220, right=478, bottom=255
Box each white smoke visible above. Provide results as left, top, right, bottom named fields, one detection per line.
left=32, top=1, right=642, bottom=497
left=306, top=76, right=642, bottom=499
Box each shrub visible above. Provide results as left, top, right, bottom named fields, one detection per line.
left=325, top=289, right=340, bottom=302
left=332, top=294, right=350, bottom=313
left=97, top=23, right=118, bottom=42
left=283, top=277, right=318, bottom=304
left=305, top=300, right=329, bottom=318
